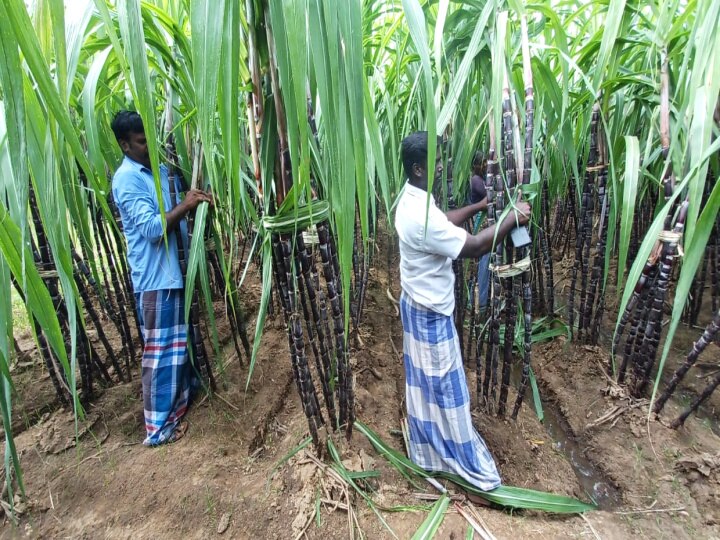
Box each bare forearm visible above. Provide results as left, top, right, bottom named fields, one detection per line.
left=446, top=198, right=487, bottom=226
left=458, top=212, right=517, bottom=259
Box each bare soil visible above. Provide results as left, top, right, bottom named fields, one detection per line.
left=1, top=243, right=719, bottom=539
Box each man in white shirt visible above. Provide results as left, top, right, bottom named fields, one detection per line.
left=394, top=131, right=530, bottom=493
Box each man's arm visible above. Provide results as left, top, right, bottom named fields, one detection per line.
left=446, top=197, right=488, bottom=226
left=115, top=171, right=212, bottom=242
left=458, top=199, right=531, bottom=258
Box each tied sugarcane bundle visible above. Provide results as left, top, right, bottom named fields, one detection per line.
left=264, top=204, right=355, bottom=448
left=614, top=55, right=688, bottom=397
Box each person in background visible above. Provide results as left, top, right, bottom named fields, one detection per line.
left=111, top=110, right=212, bottom=446
left=394, top=131, right=531, bottom=494
left=470, top=152, right=491, bottom=313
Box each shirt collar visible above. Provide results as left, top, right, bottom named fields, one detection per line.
left=123, top=155, right=166, bottom=176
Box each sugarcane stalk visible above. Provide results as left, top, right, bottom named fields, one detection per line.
left=512, top=17, right=535, bottom=419
left=246, top=0, right=264, bottom=197
left=671, top=370, right=720, bottom=429
left=72, top=250, right=125, bottom=383
left=497, top=71, right=519, bottom=418
left=654, top=310, right=720, bottom=414
left=632, top=201, right=689, bottom=395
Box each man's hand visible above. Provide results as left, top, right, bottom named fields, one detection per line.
left=458, top=191, right=532, bottom=259
left=182, top=189, right=214, bottom=212
left=508, top=189, right=531, bottom=226
left=164, top=189, right=214, bottom=234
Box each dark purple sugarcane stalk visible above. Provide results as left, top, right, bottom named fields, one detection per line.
left=497, top=74, right=518, bottom=418
left=512, top=17, right=535, bottom=419
left=632, top=201, right=689, bottom=396
left=318, top=223, right=354, bottom=438
left=654, top=310, right=720, bottom=414
left=587, top=121, right=609, bottom=344
left=478, top=129, right=498, bottom=404
left=671, top=369, right=720, bottom=429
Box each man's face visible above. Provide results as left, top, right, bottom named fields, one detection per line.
left=433, top=151, right=443, bottom=182
left=413, top=148, right=443, bottom=186
left=120, top=131, right=151, bottom=169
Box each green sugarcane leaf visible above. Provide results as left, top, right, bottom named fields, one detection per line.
left=246, top=234, right=273, bottom=390
left=616, top=135, right=639, bottom=294
left=411, top=493, right=449, bottom=540
left=355, top=421, right=596, bottom=514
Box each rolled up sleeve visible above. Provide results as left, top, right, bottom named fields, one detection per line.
left=114, top=171, right=164, bottom=242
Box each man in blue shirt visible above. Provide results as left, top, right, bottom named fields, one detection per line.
left=111, top=111, right=212, bottom=446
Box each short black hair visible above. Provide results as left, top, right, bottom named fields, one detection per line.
left=111, top=110, right=145, bottom=142
left=401, top=131, right=442, bottom=180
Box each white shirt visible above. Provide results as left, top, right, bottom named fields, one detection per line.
left=394, top=182, right=468, bottom=316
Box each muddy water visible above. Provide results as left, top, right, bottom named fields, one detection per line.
left=535, top=397, right=623, bottom=510
left=509, top=366, right=622, bottom=509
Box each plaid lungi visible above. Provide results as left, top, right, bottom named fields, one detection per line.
left=400, top=292, right=501, bottom=491
left=135, top=289, right=192, bottom=446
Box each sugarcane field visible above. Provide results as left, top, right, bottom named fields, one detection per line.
left=2, top=0, right=720, bottom=538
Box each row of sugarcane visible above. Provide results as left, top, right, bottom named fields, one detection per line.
left=452, top=38, right=720, bottom=428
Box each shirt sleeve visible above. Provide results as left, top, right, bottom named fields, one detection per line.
left=113, top=170, right=165, bottom=243
left=418, top=205, right=468, bottom=260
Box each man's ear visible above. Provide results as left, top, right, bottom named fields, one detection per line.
left=119, top=139, right=129, bottom=153
left=412, top=162, right=423, bottom=178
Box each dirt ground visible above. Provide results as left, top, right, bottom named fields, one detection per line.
left=2, top=240, right=720, bottom=539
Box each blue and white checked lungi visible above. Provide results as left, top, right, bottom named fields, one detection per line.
left=400, top=292, right=501, bottom=491
left=135, top=289, right=192, bottom=446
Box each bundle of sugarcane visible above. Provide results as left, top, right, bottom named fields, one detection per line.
left=254, top=14, right=355, bottom=448
left=568, top=104, right=599, bottom=343
left=479, top=16, right=535, bottom=419
left=613, top=55, right=688, bottom=397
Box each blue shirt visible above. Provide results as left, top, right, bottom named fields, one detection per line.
left=112, top=156, right=188, bottom=293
